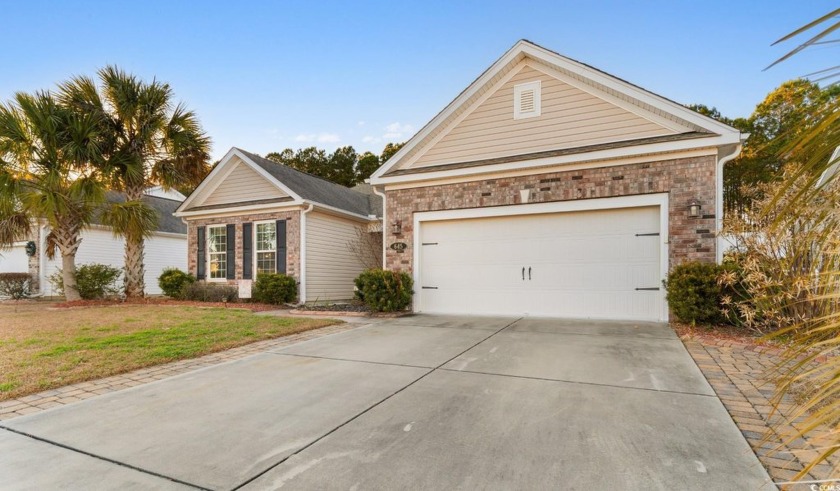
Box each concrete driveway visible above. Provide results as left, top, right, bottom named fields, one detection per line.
left=0, top=315, right=773, bottom=490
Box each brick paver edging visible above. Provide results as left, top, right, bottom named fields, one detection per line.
left=0, top=323, right=357, bottom=421
left=680, top=332, right=839, bottom=487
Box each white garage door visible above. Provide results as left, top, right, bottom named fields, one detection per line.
left=418, top=206, right=664, bottom=321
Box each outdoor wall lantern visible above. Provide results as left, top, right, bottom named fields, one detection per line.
left=391, top=220, right=402, bottom=235
left=25, top=241, right=37, bottom=257
left=688, top=199, right=702, bottom=218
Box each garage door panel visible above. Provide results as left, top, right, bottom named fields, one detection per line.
left=418, top=205, right=663, bottom=321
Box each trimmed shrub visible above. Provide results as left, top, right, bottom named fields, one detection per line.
left=0, top=273, right=32, bottom=300
left=158, top=268, right=195, bottom=298
left=180, top=281, right=238, bottom=302
left=251, top=273, right=297, bottom=304
left=354, top=269, right=413, bottom=312
left=664, top=261, right=727, bottom=325
left=49, top=263, right=123, bottom=300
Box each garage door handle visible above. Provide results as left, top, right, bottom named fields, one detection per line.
left=528, top=267, right=531, bottom=280
left=522, top=267, right=525, bottom=280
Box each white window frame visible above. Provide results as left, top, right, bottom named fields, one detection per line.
left=514, top=80, right=541, bottom=120
left=254, top=220, right=277, bottom=276
left=207, top=224, right=228, bottom=282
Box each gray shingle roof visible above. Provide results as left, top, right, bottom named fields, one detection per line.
left=236, top=148, right=382, bottom=218
left=95, top=192, right=187, bottom=235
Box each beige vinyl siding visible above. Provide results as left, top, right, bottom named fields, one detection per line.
left=305, top=212, right=368, bottom=302
left=410, top=62, right=674, bottom=168
left=201, top=159, right=287, bottom=206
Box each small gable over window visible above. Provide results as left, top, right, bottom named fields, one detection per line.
left=514, top=81, right=541, bottom=119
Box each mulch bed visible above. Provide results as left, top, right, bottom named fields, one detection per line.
left=672, top=322, right=791, bottom=353
left=51, top=298, right=285, bottom=312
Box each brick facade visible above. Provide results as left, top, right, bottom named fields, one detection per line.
left=385, top=154, right=717, bottom=272
left=186, top=210, right=301, bottom=284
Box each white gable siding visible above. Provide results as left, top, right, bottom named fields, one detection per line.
left=409, top=62, right=674, bottom=169
left=200, top=160, right=287, bottom=207
left=305, top=212, right=368, bottom=302
left=42, top=228, right=186, bottom=296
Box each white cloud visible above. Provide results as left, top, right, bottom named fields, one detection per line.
left=357, top=121, right=366, bottom=126
left=294, top=133, right=341, bottom=144
left=382, top=122, right=414, bottom=139
left=362, top=136, right=376, bottom=143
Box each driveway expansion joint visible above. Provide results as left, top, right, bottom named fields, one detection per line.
left=438, top=367, right=719, bottom=398
left=0, top=426, right=209, bottom=490
left=229, top=316, right=523, bottom=490
left=270, top=351, right=433, bottom=370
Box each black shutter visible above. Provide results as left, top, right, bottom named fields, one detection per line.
left=196, top=226, right=206, bottom=280
left=226, top=224, right=235, bottom=279
left=242, top=222, right=253, bottom=280
left=276, top=220, right=287, bottom=274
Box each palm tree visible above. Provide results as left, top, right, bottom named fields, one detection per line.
left=760, top=8, right=840, bottom=480
left=0, top=90, right=106, bottom=301
left=61, top=67, right=211, bottom=298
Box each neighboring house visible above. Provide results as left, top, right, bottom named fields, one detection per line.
left=0, top=188, right=188, bottom=296
left=369, top=40, right=745, bottom=322
left=173, top=148, right=382, bottom=303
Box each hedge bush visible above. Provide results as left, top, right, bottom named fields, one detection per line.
left=0, top=273, right=32, bottom=300
left=664, top=261, right=727, bottom=325
left=158, top=268, right=195, bottom=298
left=180, top=281, right=238, bottom=302
left=251, top=273, right=297, bottom=304
left=354, top=269, right=413, bottom=312
left=49, top=263, right=122, bottom=299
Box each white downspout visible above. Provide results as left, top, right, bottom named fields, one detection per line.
left=298, top=203, right=315, bottom=304
left=372, top=186, right=387, bottom=269
left=716, top=140, right=745, bottom=263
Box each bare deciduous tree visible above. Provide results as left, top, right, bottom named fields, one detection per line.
left=347, top=227, right=382, bottom=270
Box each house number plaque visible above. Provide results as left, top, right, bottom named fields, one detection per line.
left=390, top=242, right=408, bottom=252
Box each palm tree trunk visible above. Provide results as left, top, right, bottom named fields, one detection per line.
left=61, top=251, right=81, bottom=302
left=52, top=222, right=82, bottom=302
left=123, top=185, right=146, bottom=298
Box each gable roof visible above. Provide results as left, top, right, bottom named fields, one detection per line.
left=177, top=147, right=381, bottom=219
left=371, top=40, right=742, bottom=182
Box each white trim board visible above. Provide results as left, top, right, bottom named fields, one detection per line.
left=411, top=193, right=670, bottom=322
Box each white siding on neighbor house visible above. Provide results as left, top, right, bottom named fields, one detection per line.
left=42, top=228, right=187, bottom=296
left=200, top=159, right=287, bottom=207
left=0, top=244, right=29, bottom=273
left=305, top=212, right=368, bottom=302
left=410, top=62, right=674, bottom=168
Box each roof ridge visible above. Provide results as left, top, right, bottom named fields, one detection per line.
left=237, top=147, right=373, bottom=197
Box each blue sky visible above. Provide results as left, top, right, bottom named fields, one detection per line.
left=2, top=1, right=835, bottom=160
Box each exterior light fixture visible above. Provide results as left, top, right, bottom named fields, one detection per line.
left=392, top=221, right=402, bottom=235
left=688, top=199, right=702, bottom=218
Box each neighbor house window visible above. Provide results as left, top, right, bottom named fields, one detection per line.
left=255, top=222, right=276, bottom=274
left=208, top=225, right=227, bottom=279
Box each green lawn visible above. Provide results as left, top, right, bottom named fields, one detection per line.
left=0, top=303, right=339, bottom=401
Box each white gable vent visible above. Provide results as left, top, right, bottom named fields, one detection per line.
left=514, top=81, right=541, bottom=119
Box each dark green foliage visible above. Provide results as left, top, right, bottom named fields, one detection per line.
left=50, top=263, right=123, bottom=300
left=354, top=269, right=413, bottom=312
left=664, top=262, right=727, bottom=325
left=180, top=282, right=238, bottom=302
left=158, top=268, right=196, bottom=298
left=264, top=141, right=402, bottom=187
left=251, top=273, right=298, bottom=304
left=0, top=273, right=32, bottom=300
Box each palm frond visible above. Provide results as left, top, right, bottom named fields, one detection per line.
left=98, top=200, right=158, bottom=240
left=766, top=8, right=840, bottom=70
